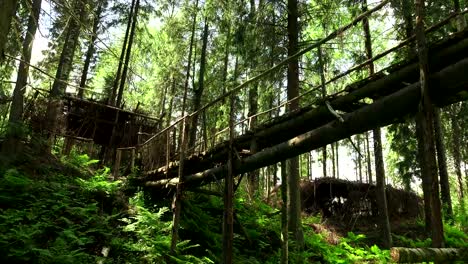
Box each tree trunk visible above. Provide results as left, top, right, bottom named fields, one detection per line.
left=189, top=19, right=209, bottom=148
left=170, top=117, right=189, bottom=254
left=357, top=134, right=363, bottom=182
left=414, top=0, right=444, bottom=248
left=280, top=161, right=288, bottom=264
left=390, top=247, right=468, bottom=263
left=5, top=0, right=42, bottom=153
left=247, top=0, right=260, bottom=197
left=109, top=0, right=135, bottom=105
left=374, top=127, right=392, bottom=248
left=318, top=45, right=327, bottom=178
left=335, top=143, right=339, bottom=179
left=287, top=0, right=304, bottom=250
left=222, top=95, right=235, bottom=264
left=46, top=0, right=85, bottom=148
left=78, top=0, right=103, bottom=98
left=116, top=0, right=140, bottom=108
left=365, top=132, right=373, bottom=184
left=166, top=78, right=176, bottom=127
left=451, top=106, right=465, bottom=199
left=181, top=0, right=199, bottom=116
left=362, top=0, right=391, bottom=247
left=331, top=142, right=336, bottom=178
left=0, top=0, right=18, bottom=64
left=433, top=107, right=453, bottom=220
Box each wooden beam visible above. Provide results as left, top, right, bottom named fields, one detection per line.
left=390, top=247, right=468, bottom=263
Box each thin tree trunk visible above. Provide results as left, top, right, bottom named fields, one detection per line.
left=362, top=0, right=391, bottom=247
left=189, top=19, right=209, bottom=148
left=46, top=0, right=85, bottom=148
left=318, top=45, right=327, bottom=178
left=0, top=0, right=18, bottom=64
left=166, top=79, right=176, bottom=127
left=331, top=142, right=336, bottom=178
left=374, top=127, right=392, bottom=248
left=280, top=161, right=288, bottom=264
left=181, top=0, right=198, bottom=117
left=335, top=143, right=339, bottom=179
left=451, top=107, right=465, bottom=199
left=109, top=0, right=135, bottom=105
left=170, top=116, right=189, bottom=254
left=357, top=134, right=363, bottom=182
left=78, top=1, right=103, bottom=98
left=287, top=0, right=304, bottom=250
left=5, top=0, right=42, bottom=153
left=415, top=0, right=444, bottom=248
left=433, top=107, right=453, bottom=220
left=247, top=0, right=260, bottom=197
left=365, top=132, right=373, bottom=184
left=116, top=0, right=140, bottom=108
left=222, top=95, right=235, bottom=264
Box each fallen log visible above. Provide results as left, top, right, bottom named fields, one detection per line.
left=144, top=31, right=468, bottom=181
left=390, top=247, right=468, bottom=263
left=145, top=57, right=468, bottom=189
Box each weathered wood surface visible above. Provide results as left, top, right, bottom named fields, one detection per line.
left=145, top=56, right=468, bottom=188
left=141, top=29, right=468, bottom=183
left=390, top=247, right=468, bottom=263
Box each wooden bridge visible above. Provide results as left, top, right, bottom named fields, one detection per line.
left=109, top=5, right=468, bottom=191
left=86, top=1, right=468, bottom=259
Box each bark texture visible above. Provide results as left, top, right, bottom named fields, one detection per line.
left=5, top=0, right=42, bottom=153
left=287, top=0, right=304, bottom=250
left=46, top=0, right=85, bottom=147
left=433, top=107, right=453, bottom=219
left=414, top=0, right=444, bottom=247
left=189, top=19, right=209, bottom=148
left=78, top=1, right=103, bottom=98
left=0, top=0, right=18, bottom=64
left=390, top=247, right=467, bottom=263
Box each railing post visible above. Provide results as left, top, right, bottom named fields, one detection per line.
left=130, top=148, right=135, bottom=172
left=166, top=129, right=170, bottom=177
left=113, top=149, right=122, bottom=179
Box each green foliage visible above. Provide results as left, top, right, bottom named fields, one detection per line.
left=0, top=168, right=117, bottom=263
left=299, top=226, right=390, bottom=264
left=77, top=167, right=121, bottom=195
left=120, top=192, right=214, bottom=263
left=61, top=151, right=99, bottom=171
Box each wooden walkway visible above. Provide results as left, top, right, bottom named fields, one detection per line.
left=112, top=4, right=468, bottom=190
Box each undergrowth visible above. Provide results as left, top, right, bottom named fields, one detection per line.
left=0, top=149, right=466, bottom=263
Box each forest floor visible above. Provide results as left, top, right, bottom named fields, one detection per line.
left=0, top=147, right=466, bottom=263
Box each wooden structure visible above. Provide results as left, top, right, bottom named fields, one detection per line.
left=63, top=96, right=162, bottom=148
left=103, top=2, right=468, bottom=259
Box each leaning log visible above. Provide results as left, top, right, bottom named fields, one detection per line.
left=390, top=247, right=468, bottom=263
left=145, top=57, right=468, bottom=189
left=144, top=30, right=468, bottom=181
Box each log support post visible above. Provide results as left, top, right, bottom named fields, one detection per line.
left=222, top=94, right=235, bottom=264
left=171, top=116, right=189, bottom=254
